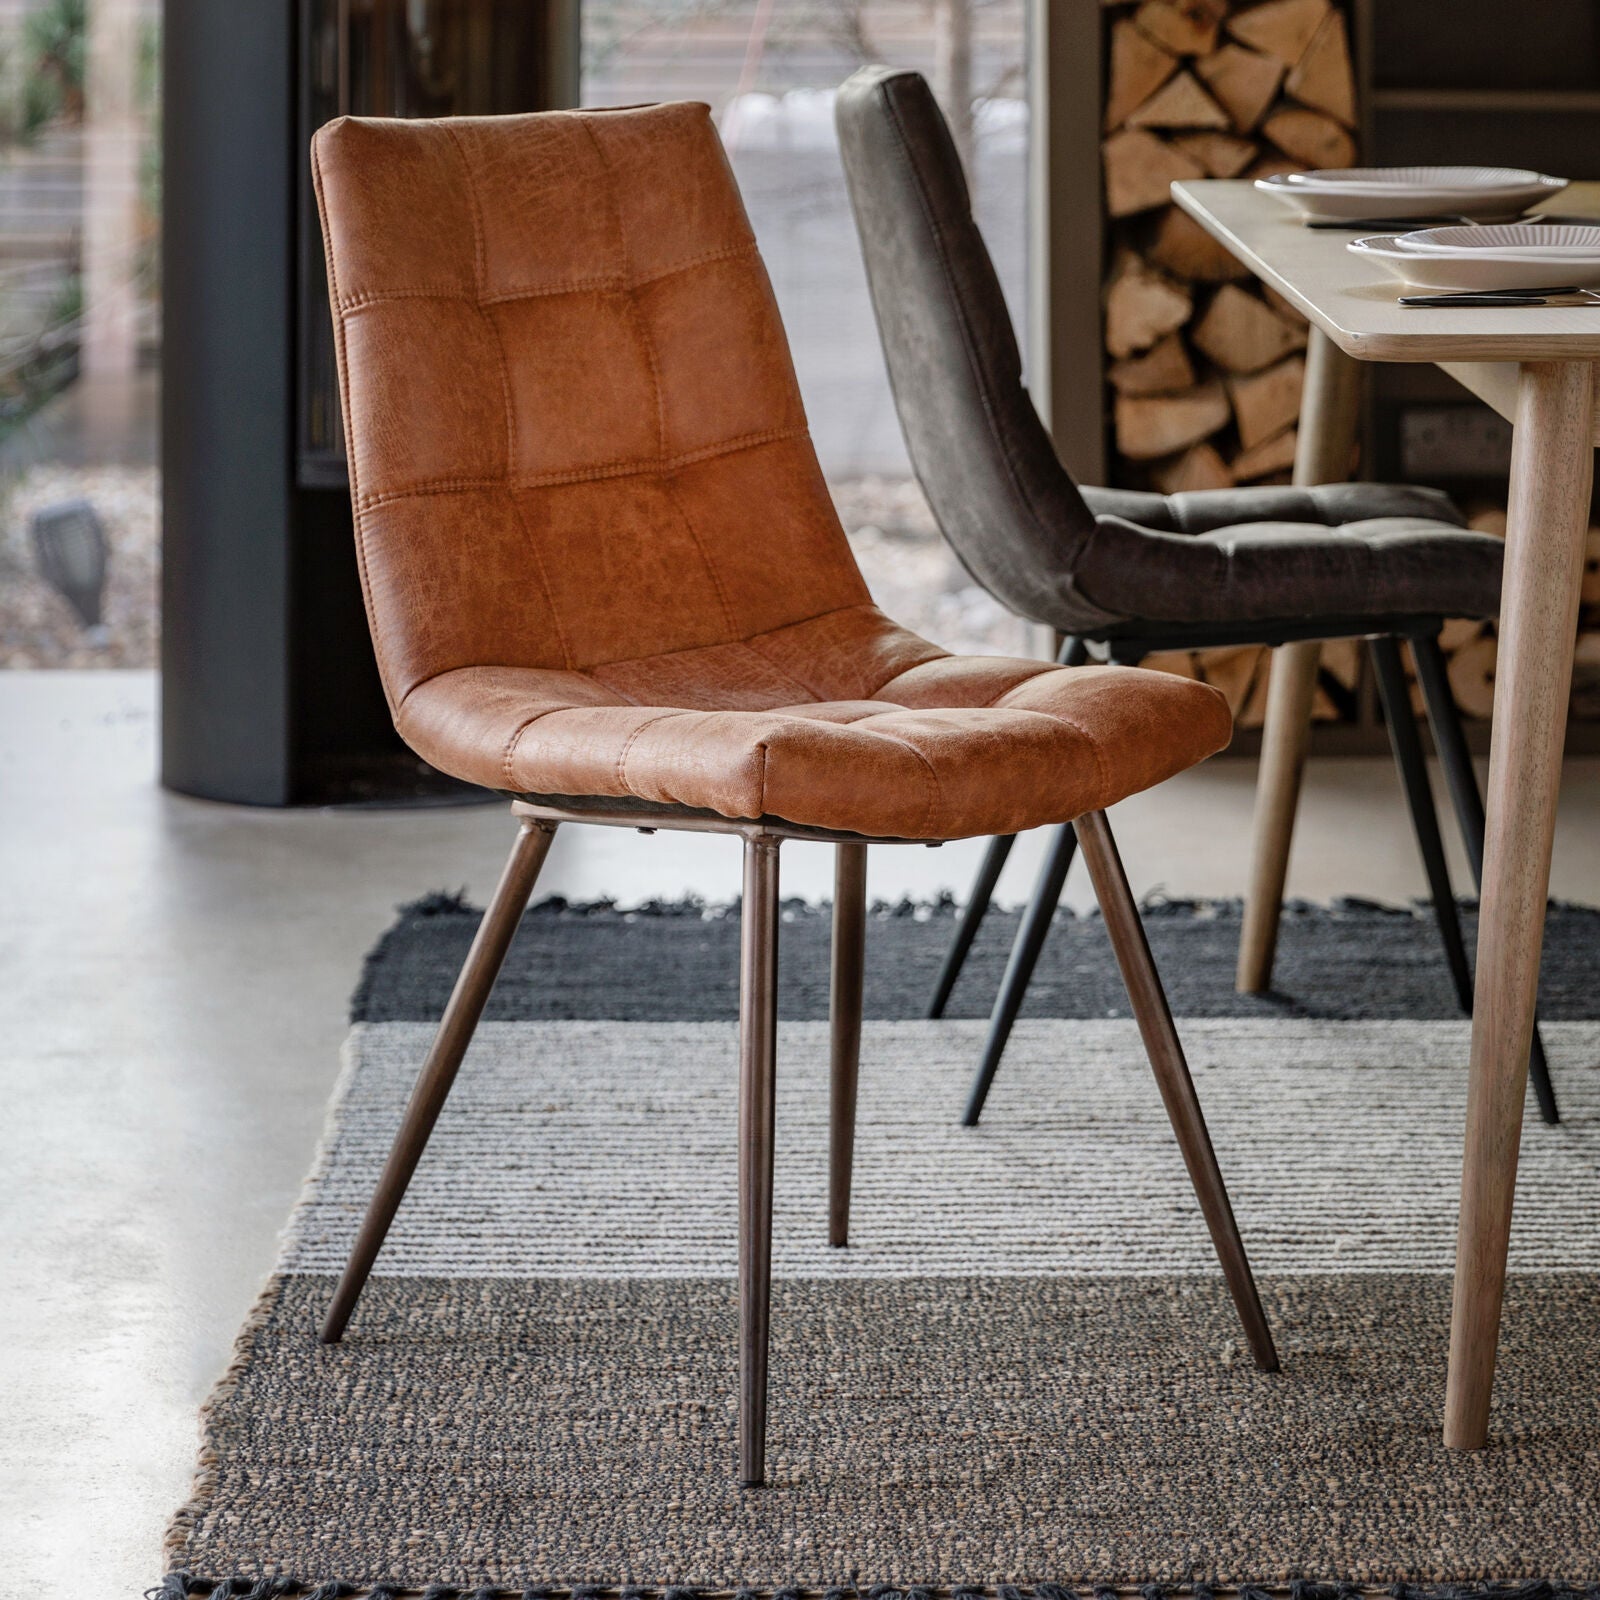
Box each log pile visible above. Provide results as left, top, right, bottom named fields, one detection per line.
left=1428, top=506, right=1600, bottom=724
left=1101, top=0, right=1357, bottom=723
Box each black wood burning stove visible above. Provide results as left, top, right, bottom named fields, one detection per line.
left=162, top=0, right=576, bottom=805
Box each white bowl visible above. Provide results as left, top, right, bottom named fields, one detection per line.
left=1391, top=223, right=1600, bottom=257
left=1257, top=170, right=1567, bottom=224
left=1348, top=234, right=1600, bottom=292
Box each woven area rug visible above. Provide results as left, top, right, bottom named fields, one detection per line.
left=162, top=900, right=1600, bottom=1597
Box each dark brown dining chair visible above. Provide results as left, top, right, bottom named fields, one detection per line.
left=311, top=99, right=1277, bottom=1488
left=835, top=66, right=1559, bottom=1130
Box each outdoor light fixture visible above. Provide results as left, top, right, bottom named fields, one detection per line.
left=31, top=498, right=109, bottom=639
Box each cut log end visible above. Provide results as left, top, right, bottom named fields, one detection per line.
left=1172, top=129, right=1259, bottom=177
left=1193, top=282, right=1309, bottom=372
left=1228, top=354, right=1307, bottom=449
left=1263, top=105, right=1357, bottom=169
left=1286, top=9, right=1356, bottom=126
left=1115, top=378, right=1231, bottom=460
left=1106, top=17, right=1180, bottom=131
left=1133, top=0, right=1228, bottom=57
left=1103, top=127, right=1208, bottom=217
left=1109, top=329, right=1198, bottom=395
left=1226, top=0, right=1331, bottom=66
left=1127, top=69, right=1233, bottom=131
left=1448, top=635, right=1498, bottom=721
left=1152, top=440, right=1234, bottom=492
left=1105, top=254, right=1194, bottom=359
left=1195, top=42, right=1285, bottom=132
left=1147, top=205, right=1255, bottom=281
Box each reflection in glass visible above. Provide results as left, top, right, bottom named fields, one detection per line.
left=298, top=0, right=566, bottom=483
left=0, top=0, right=160, bottom=669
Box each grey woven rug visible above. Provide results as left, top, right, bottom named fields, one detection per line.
left=162, top=901, right=1600, bottom=1597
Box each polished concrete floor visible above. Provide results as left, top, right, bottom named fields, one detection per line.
left=8, top=670, right=1600, bottom=1598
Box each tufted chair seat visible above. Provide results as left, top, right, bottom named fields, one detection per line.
left=1077, top=483, right=1504, bottom=628
left=396, top=612, right=1228, bottom=840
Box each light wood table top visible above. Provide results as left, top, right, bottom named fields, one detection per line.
left=1173, top=179, right=1600, bottom=366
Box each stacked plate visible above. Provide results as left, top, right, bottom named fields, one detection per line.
left=1349, top=223, right=1600, bottom=292
left=1256, top=165, right=1567, bottom=224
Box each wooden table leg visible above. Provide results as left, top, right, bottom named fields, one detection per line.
left=1236, top=325, right=1363, bottom=992
left=1444, top=360, right=1594, bottom=1450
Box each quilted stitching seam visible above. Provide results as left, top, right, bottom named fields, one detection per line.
left=980, top=664, right=1054, bottom=707
left=742, top=602, right=948, bottom=701
left=739, top=631, right=831, bottom=700
left=576, top=115, right=743, bottom=643
left=735, top=639, right=819, bottom=701
left=612, top=709, right=695, bottom=793
left=502, top=489, right=575, bottom=671
left=442, top=124, right=574, bottom=673
left=498, top=703, right=576, bottom=788
left=311, top=133, right=398, bottom=704
left=334, top=242, right=760, bottom=313
left=1026, top=703, right=1108, bottom=802
left=351, top=427, right=810, bottom=509
left=850, top=715, right=944, bottom=836
left=662, top=474, right=740, bottom=639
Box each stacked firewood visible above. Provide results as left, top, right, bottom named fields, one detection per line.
left=1439, top=508, right=1600, bottom=723
left=1100, top=0, right=1357, bottom=724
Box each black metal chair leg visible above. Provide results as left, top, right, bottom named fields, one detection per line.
left=927, top=636, right=1088, bottom=1020
left=1075, top=809, right=1279, bottom=1372
left=1370, top=635, right=1474, bottom=1013
left=928, top=832, right=1015, bottom=1018
left=1412, top=633, right=1561, bottom=1125
left=962, top=820, right=1079, bottom=1126
left=829, top=841, right=867, bottom=1247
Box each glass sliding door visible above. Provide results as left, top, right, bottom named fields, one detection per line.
left=0, top=0, right=161, bottom=670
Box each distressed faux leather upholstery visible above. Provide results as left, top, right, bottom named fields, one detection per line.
left=834, top=67, right=1507, bottom=635
left=311, top=104, right=1231, bottom=840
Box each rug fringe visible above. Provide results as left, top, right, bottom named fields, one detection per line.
left=377, top=890, right=1600, bottom=926
left=146, top=1582, right=1600, bottom=1600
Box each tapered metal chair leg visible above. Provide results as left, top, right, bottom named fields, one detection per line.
left=829, top=842, right=867, bottom=1247
left=1413, top=634, right=1561, bottom=1125
left=320, top=815, right=559, bottom=1344
left=928, top=832, right=1015, bottom=1017
left=962, top=820, right=1078, bottom=1126
left=927, top=638, right=1087, bottom=1020
left=1370, top=635, right=1474, bottom=1012
left=1075, top=810, right=1280, bottom=1373
left=739, top=834, right=781, bottom=1488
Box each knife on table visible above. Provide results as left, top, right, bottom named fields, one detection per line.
left=1399, top=287, right=1588, bottom=307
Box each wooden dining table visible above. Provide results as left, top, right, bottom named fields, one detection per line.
left=1173, top=177, right=1600, bottom=1451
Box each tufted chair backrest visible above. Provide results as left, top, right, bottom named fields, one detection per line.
left=835, top=68, right=1113, bottom=633
left=312, top=103, right=868, bottom=709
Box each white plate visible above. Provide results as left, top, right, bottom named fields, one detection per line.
left=1391, top=223, right=1600, bottom=257
left=1256, top=171, right=1567, bottom=224
left=1348, top=234, right=1600, bottom=291
left=1287, top=165, right=1557, bottom=191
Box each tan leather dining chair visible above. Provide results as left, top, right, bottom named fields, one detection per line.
left=311, top=101, right=1277, bottom=1487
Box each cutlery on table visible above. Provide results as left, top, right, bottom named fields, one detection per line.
left=1307, top=215, right=1472, bottom=230
left=1399, top=287, right=1593, bottom=307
